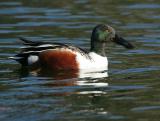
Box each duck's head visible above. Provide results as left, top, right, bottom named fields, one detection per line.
left=91, top=24, right=134, bottom=51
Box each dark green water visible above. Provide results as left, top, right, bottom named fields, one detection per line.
left=0, top=0, right=160, bottom=121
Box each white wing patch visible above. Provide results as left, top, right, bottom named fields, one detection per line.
left=28, top=55, right=39, bottom=65
left=37, top=44, right=54, bottom=48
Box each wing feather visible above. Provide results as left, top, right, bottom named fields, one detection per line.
left=10, top=37, right=91, bottom=66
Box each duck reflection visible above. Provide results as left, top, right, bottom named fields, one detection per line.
left=20, top=65, right=108, bottom=79
left=18, top=67, right=109, bottom=96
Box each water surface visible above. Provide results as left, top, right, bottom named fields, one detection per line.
left=0, top=0, right=160, bottom=121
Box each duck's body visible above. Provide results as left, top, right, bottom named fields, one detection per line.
left=11, top=38, right=108, bottom=71
left=10, top=24, right=133, bottom=72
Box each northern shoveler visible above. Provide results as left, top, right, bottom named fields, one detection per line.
left=10, top=24, right=134, bottom=72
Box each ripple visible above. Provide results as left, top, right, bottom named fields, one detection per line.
left=77, top=81, right=108, bottom=87
left=0, top=7, right=47, bottom=15
left=115, top=66, right=160, bottom=74
left=131, top=106, right=160, bottom=112
left=110, top=85, right=147, bottom=90
left=0, top=30, right=29, bottom=34
left=123, top=23, right=160, bottom=29
left=78, top=91, right=107, bottom=94
left=126, top=4, right=160, bottom=9
left=0, top=2, right=21, bottom=6
left=124, top=49, right=160, bottom=55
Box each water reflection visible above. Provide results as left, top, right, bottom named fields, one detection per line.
left=19, top=65, right=108, bottom=79
left=15, top=67, right=109, bottom=96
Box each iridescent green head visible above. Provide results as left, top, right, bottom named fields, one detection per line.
left=91, top=24, right=134, bottom=52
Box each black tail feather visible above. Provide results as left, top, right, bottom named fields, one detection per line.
left=19, top=37, right=44, bottom=46
left=9, top=51, right=39, bottom=66
left=9, top=56, right=28, bottom=66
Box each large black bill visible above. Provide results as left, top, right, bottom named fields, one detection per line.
left=114, top=34, right=134, bottom=49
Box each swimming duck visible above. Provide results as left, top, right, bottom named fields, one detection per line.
left=10, top=24, right=134, bottom=72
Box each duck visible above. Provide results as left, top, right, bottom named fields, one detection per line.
left=10, top=24, right=134, bottom=72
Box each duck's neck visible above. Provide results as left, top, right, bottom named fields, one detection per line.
left=90, top=41, right=106, bottom=57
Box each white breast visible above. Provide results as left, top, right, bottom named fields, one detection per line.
left=76, top=52, right=108, bottom=71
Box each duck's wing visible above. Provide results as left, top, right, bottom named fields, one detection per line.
left=19, top=37, right=89, bottom=55
left=19, top=37, right=69, bottom=49
left=10, top=37, right=90, bottom=66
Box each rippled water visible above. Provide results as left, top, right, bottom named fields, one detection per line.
left=0, top=0, right=160, bottom=121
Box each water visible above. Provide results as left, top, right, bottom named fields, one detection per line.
left=0, top=0, right=160, bottom=121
